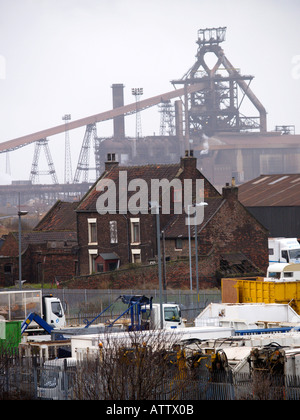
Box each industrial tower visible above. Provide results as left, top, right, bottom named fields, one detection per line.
left=30, top=138, right=58, bottom=184
left=159, top=100, right=175, bottom=136
left=172, top=27, right=267, bottom=141
left=73, top=123, right=99, bottom=183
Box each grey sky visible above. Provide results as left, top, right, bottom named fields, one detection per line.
left=0, top=0, right=300, bottom=183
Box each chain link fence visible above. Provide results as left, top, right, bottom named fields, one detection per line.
left=42, top=288, right=221, bottom=326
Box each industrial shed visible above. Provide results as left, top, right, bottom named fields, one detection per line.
left=238, top=174, right=300, bottom=238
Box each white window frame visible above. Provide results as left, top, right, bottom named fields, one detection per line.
left=88, top=249, right=98, bottom=274
left=88, top=218, right=98, bottom=245
left=130, top=218, right=140, bottom=245
left=131, top=249, right=141, bottom=264
left=109, top=220, right=118, bottom=244
left=175, top=237, right=183, bottom=251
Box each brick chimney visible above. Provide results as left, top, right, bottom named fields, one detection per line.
left=222, top=177, right=239, bottom=200
left=105, top=153, right=119, bottom=171
left=180, top=149, right=197, bottom=175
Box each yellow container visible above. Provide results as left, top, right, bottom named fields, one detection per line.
left=222, top=278, right=300, bottom=315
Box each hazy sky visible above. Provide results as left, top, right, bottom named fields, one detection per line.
left=0, top=0, right=300, bottom=183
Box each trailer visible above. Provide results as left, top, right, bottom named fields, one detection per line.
left=0, top=290, right=66, bottom=334
left=195, top=302, right=300, bottom=330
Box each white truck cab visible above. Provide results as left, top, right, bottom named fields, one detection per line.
left=142, top=303, right=184, bottom=329
left=42, top=295, right=66, bottom=329
left=268, top=238, right=300, bottom=264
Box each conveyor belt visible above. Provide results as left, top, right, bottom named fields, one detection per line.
left=0, top=82, right=207, bottom=153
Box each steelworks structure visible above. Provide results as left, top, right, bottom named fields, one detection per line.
left=0, top=27, right=298, bottom=205
left=171, top=27, right=267, bottom=137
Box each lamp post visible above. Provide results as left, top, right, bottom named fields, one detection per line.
left=149, top=201, right=163, bottom=329
left=18, top=194, right=28, bottom=290
left=187, top=202, right=208, bottom=293
left=131, top=88, right=143, bottom=158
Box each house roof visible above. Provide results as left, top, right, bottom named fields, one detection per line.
left=17, top=231, right=77, bottom=252
left=34, top=200, right=78, bottom=231
left=163, top=197, right=225, bottom=238
left=77, top=163, right=182, bottom=212
left=99, top=252, right=120, bottom=260
left=0, top=230, right=77, bottom=257
left=238, top=174, right=300, bottom=207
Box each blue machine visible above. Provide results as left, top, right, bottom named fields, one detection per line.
left=21, top=312, right=55, bottom=335
left=84, top=295, right=153, bottom=331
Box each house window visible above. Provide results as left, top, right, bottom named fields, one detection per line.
left=130, top=218, right=140, bottom=244
left=131, top=249, right=141, bottom=264
left=4, top=264, right=12, bottom=274
left=175, top=238, right=183, bottom=250
left=97, top=263, right=104, bottom=273
left=88, top=249, right=98, bottom=274
left=88, top=218, right=98, bottom=245
left=109, top=221, right=118, bottom=244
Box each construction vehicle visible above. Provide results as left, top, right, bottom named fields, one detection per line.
left=249, top=343, right=300, bottom=377
left=0, top=290, right=66, bottom=334
left=269, top=238, right=300, bottom=264
left=84, top=295, right=184, bottom=331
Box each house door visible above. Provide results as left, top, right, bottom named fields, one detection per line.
left=4, top=264, right=13, bottom=286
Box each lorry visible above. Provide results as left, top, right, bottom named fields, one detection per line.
left=268, top=238, right=300, bottom=264
left=0, top=290, right=66, bottom=333
left=83, top=295, right=185, bottom=331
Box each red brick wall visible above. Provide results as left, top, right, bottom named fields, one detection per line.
left=77, top=212, right=158, bottom=275
left=0, top=236, right=78, bottom=286
left=163, top=190, right=269, bottom=279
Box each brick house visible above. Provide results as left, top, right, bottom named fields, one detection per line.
left=163, top=183, right=269, bottom=282
left=0, top=201, right=78, bottom=286
left=76, top=152, right=269, bottom=280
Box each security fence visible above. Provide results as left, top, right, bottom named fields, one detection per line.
left=1, top=355, right=300, bottom=400
left=43, top=288, right=222, bottom=326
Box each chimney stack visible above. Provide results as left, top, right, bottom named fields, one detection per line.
left=222, top=178, right=238, bottom=200
left=105, top=153, right=119, bottom=171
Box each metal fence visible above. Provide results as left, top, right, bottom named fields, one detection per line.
left=1, top=356, right=300, bottom=400
left=43, top=288, right=222, bottom=326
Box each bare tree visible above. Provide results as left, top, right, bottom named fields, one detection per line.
left=72, top=329, right=191, bottom=400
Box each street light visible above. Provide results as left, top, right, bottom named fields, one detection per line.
left=149, top=201, right=163, bottom=329
left=131, top=88, right=143, bottom=156
left=187, top=202, right=208, bottom=293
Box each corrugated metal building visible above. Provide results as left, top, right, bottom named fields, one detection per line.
left=238, top=174, right=300, bottom=238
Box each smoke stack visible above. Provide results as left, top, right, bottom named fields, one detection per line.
left=111, top=84, right=125, bottom=140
